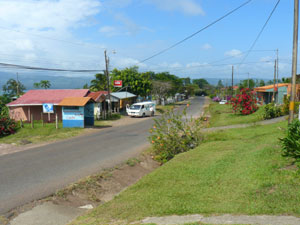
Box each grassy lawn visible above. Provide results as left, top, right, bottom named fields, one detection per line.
left=208, top=102, right=264, bottom=127
left=1, top=114, right=124, bottom=145
left=71, top=120, right=300, bottom=225
left=0, top=121, right=84, bottom=145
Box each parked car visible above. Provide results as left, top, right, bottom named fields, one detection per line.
left=126, top=102, right=156, bottom=117
left=219, top=100, right=227, bottom=105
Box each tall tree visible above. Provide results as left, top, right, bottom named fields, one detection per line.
left=239, top=79, right=255, bottom=89
left=152, top=81, right=172, bottom=104
left=40, top=80, right=51, bottom=89
left=217, top=80, right=224, bottom=88
left=33, top=80, right=51, bottom=89
left=89, top=73, right=107, bottom=91
left=193, top=79, right=209, bottom=89
left=110, top=67, right=152, bottom=97
left=3, top=79, right=26, bottom=97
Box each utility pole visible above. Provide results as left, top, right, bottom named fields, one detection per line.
left=104, top=50, right=112, bottom=117
left=289, top=0, right=299, bottom=123
left=232, top=66, right=234, bottom=96
left=273, top=59, right=277, bottom=102
left=276, top=49, right=279, bottom=104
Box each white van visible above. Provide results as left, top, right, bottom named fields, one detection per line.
left=126, top=102, right=156, bottom=117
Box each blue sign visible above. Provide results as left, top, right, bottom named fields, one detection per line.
left=43, top=103, right=54, bottom=113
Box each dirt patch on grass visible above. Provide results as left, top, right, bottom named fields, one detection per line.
left=52, top=153, right=159, bottom=207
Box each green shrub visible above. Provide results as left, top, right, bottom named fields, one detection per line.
left=282, top=96, right=300, bottom=114
left=280, top=120, right=300, bottom=162
left=262, top=103, right=283, bottom=120
left=149, top=107, right=202, bottom=163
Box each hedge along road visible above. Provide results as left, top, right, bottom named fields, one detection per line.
left=0, top=96, right=205, bottom=214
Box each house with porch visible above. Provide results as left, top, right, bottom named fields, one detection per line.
left=254, top=83, right=300, bottom=105
left=7, top=89, right=90, bottom=122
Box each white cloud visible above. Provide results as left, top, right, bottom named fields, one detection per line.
left=186, top=62, right=208, bottom=68
left=0, top=0, right=103, bottom=74
left=99, top=26, right=120, bottom=37
left=202, top=43, right=212, bottom=50
left=145, top=0, right=205, bottom=16
left=224, top=49, right=243, bottom=58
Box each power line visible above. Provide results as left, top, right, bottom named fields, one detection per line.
left=0, top=62, right=102, bottom=73
left=138, top=0, right=252, bottom=64
left=239, top=0, right=281, bottom=66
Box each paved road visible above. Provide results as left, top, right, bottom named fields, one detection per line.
left=0, top=97, right=205, bottom=214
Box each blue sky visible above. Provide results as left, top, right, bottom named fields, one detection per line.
left=0, top=0, right=296, bottom=82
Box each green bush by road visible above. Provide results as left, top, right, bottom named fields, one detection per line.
left=71, top=121, right=300, bottom=225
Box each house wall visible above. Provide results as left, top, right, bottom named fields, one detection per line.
left=62, top=106, right=84, bottom=128
left=9, top=106, right=29, bottom=121
left=9, top=105, right=62, bottom=122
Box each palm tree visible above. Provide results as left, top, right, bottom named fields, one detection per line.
left=40, top=80, right=51, bottom=89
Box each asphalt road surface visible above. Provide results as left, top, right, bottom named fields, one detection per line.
left=0, top=96, right=205, bottom=214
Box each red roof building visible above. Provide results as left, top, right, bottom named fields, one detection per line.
left=87, top=91, right=107, bottom=102
left=7, top=89, right=90, bottom=122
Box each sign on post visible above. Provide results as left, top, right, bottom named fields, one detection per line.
left=114, top=80, right=122, bottom=87
left=43, top=103, right=54, bottom=113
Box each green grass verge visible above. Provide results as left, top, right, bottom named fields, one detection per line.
left=1, top=114, right=123, bottom=145
left=71, top=121, right=299, bottom=225
left=0, top=121, right=84, bottom=145
left=208, top=103, right=264, bottom=127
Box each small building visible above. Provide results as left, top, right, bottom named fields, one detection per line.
left=59, top=97, right=95, bottom=128
left=88, top=91, right=108, bottom=119
left=110, top=92, right=136, bottom=113
left=254, top=83, right=300, bottom=105
left=7, top=89, right=90, bottom=122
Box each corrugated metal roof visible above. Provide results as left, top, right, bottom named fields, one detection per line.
left=88, top=91, right=107, bottom=102
left=59, top=97, right=93, bottom=106
left=111, top=92, right=136, bottom=99
left=7, top=89, right=90, bottom=106
left=255, top=83, right=289, bottom=92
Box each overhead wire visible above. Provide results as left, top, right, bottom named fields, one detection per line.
left=138, top=0, right=252, bottom=64
left=0, top=62, right=103, bottom=73
left=238, top=0, right=281, bottom=67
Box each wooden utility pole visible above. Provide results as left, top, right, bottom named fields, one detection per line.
left=104, top=50, right=112, bottom=117
left=273, top=59, right=277, bottom=102
left=232, top=66, right=234, bottom=96
left=289, top=0, right=299, bottom=123
left=276, top=49, right=279, bottom=103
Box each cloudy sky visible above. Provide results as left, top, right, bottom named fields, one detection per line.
left=0, top=0, right=296, bottom=81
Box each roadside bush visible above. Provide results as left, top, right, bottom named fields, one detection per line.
left=280, top=120, right=300, bottom=163
left=149, top=107, right=202, bottom=163
left=262, top=103, right=283, bottom=120
left=212, top=96, right=221, bottom=102
left=0, top=117, right=18, bottom=137
left=282, top=96, right=300, bottom=115
left=230, top=88, right=258, bottom=115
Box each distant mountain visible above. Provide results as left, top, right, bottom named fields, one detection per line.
left=0, top=71, right=94, bottom=93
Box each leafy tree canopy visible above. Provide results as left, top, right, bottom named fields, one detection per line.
left=34, top=80, right=51, bottom=89
left=193, top=79, right=209, bottom=89
left=3, top=79, right=26, bottom=97
left=89, top=73, right=107, bottom=92
left=110, top=66, right=152, bottom=97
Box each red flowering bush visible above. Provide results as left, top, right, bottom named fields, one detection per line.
left=0, top=116, right=18, bottom=137
left=230, top=88, right=258, bottom=115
